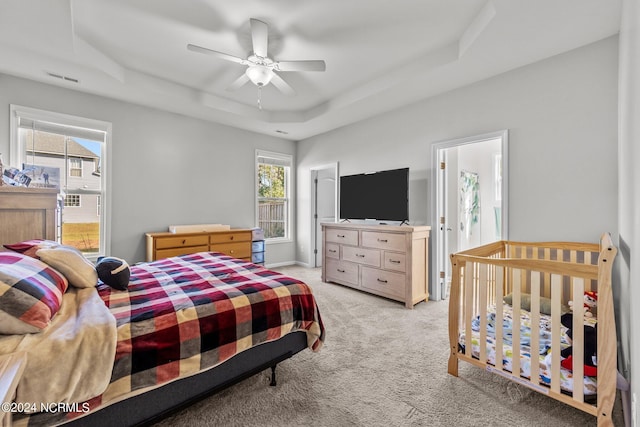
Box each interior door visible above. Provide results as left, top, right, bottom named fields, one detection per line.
left=433, top=130, right=508, bottom=300
left=312, top=165, right=337, bottom=267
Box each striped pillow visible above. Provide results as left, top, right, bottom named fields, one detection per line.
left=3, top=239, right=58, bottom=258
left=0, top=252, right=69, bottom=334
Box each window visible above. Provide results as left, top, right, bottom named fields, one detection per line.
left=65, top=194, right=81, bottom=207
left=69, top=158, right=82, bottom=177
left=10, top=105, right=111, bottom=258
left=256, top=150, right=292, bottom=241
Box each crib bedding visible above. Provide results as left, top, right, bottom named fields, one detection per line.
left=14, top=252, right=324, bottom=426
left=458, top=304, right=597, bottom=396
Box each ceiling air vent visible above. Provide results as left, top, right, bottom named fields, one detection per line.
left=45, top=71, right=79, bottom=84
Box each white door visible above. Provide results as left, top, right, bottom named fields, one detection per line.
left=311, top=164, right=338, bottom=267
left=433, top=130, right=509, bottom=300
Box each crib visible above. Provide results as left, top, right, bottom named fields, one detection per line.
left=447, top=234, right=617, bottom=427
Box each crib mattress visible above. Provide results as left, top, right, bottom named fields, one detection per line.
left=458, top=305, right=598, bottom=396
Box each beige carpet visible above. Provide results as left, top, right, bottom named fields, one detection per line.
left=153, top=265, right=623, bottom=427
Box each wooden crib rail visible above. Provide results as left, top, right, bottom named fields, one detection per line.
left=596, top=233, right=617, bottom=425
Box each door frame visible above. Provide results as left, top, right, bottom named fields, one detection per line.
left=431, top=129, right=509, bottom=300
left=309, top=162, right=339, bottom=268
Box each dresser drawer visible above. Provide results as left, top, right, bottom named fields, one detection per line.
left=325, top=243, right=340, bottom=259
left=156, top=245, right=209, bottom=260
left=210, top=242, right=252, bottom=259
left=325, top=259, right=359, bottom=286
left=342, top=246, right=380, bottom=267
left=383, top=252, right=406, bottom=272
left=361, top=267, right=405, bottom=299
left=362, top=231, right=406, bottom=252
left=325, top=228, right=358, bottom=246
left=210, top=231, right=251, bottom=244
left=155, top=235, right=209, bottom=250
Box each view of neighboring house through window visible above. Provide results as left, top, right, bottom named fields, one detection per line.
left=10, top=105, right=110, bottom=258
left=256, top=150, right=292, bottom=241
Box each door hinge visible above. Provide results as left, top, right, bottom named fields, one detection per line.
left=440, top=162, right=445, bottom=170
left=439, top=271, right=445, bottom=279
left=440, top=216, right=445, bottom=225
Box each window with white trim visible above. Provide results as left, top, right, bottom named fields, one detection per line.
left=65, top=194, right=81, bottom=207
left=10, top=105, right=110, bottom=258
left=69, top=157, right=82, bottom=177
left=256, top=150, right=292, bottom=241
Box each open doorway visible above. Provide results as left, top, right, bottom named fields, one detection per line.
left=431, top=130, right=509, bottom=300
left=310, top=163, right=338, bottom=268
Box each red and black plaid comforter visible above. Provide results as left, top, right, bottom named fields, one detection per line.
left=17, top=252, right=324, bottom=426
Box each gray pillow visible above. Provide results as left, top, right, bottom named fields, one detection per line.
left=503, top=292, right=569, bottom=315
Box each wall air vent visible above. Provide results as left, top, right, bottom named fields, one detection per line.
left=45, top=71, right=79, bottom=84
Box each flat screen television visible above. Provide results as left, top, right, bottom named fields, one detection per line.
left=339, top=167, right=409, bottom=222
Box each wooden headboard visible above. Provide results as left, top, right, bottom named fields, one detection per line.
left=0, top=186, right=58, bottom=247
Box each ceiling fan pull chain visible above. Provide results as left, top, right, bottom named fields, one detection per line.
left=257, top=86, right=262, bottom=110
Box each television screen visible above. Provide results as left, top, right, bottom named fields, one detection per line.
left=339, top=167, right=409, bottom=222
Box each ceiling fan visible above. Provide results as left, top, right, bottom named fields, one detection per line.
left=187, top=18, right=326, bottom=97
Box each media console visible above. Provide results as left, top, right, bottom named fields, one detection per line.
left=321, top=222, right=430, bottom=308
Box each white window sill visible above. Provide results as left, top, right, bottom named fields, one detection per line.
left=265, top=238, right=292, bottom=245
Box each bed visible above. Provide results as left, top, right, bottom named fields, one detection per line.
left=1, top=248, right=324, bottom=427
left=0, top=190, right=324, bottom=426
left=447, top=234, right=617, bottom=427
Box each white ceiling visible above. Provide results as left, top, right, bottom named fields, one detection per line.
left=0, top=0, right=621, bottom=140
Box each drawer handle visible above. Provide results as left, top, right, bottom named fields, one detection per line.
left=329, top=249, right=337, bottom=253
left=182, top=239, right=186, bottom=244
left=230, top=250, right=235, bottom=253
left=377, top=239, right=388, bottom=243
left=230, top=236, right=234, bottom=241
left=377, top=278, right=388, bottom=284
left=356, top=254, right=365, bottom=258
left=337, top=234, right=345, bottom=238
left=390, top=260, right=401, bottom=264
left=337, top=269, right=346, bottom=273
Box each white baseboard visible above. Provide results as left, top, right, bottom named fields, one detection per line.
left=264, top=261, right=297, bottom=269
left=265, top=261, right=313, bottom=269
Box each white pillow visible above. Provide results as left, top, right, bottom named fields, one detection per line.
left=36, top=246, right=98, bottom=288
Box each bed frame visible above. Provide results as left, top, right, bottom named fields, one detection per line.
left=0, top=188, right=311, bottom=425
left=67, top=331, right=308, bottom=426
left=447, top=234, right=617, bottom=427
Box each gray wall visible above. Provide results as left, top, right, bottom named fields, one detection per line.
left=618, top=0, right=639, bottom=421
left=297, top=36, right=618, bottom=267
left=0, top=74, right=296, bottom=264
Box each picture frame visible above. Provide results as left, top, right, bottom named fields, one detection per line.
left=21, top=164, right=61, bottom=189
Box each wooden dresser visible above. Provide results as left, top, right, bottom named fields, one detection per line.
left=321, top=222, right=430, bottom=308
left=145, top=229, right=253, bottom=262
left=0, top=187, right=58, bottom=246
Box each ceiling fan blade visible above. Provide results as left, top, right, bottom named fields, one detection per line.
left=250, top=18, right=269, bottom=58
left=187, top=44, right=248, bottom=65
left=270, top=72, right=296, bottom=96
left=275, top=60, right=326, bottom=72
left=226, top=73, right=250, bottom=91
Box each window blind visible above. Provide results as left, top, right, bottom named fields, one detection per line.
left=16, top=116, right=106, bottom=142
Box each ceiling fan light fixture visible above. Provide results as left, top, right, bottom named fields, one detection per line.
left=246, top=65, right=274, bottom=87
